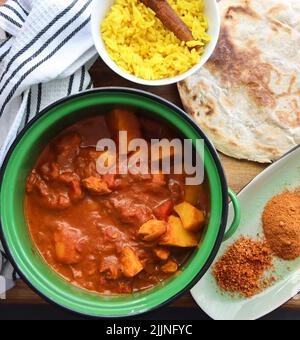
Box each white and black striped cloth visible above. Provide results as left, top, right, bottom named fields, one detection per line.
left=0, top=0, right=97, bottom=293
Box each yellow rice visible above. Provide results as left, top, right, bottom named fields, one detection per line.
left=101, top=0, right=210, bottom=80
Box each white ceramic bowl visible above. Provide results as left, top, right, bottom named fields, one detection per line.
left=91, top=0, right=220, bottom=86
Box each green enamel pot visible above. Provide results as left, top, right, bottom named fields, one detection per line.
left=0, top=88, right=240, bottom=318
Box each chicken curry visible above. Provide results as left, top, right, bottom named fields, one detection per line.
left=25, top=110, right=210, bottom=294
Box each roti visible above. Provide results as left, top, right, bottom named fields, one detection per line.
left=178, top=0, right=300, bottom=163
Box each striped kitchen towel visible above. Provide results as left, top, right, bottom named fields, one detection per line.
left=0, top=0, right=97, bottom=293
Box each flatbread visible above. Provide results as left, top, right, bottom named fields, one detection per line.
left=178, top=0, right=300, bottom=163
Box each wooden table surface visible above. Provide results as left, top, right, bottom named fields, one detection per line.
left=0, top=0, right=298, bottom=315
left=1, top=58, right=299, bottom=312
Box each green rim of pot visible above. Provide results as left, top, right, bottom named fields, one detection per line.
left=0, top=91, right=223, bottom=317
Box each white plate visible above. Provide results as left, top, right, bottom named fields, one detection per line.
left=191, top=146, right=300, bottom=320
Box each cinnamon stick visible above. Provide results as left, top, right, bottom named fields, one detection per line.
left=140, top=0, right=194, bottom=42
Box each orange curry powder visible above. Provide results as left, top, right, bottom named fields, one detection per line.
left=213, top=237, right=274, bottom=297
left=263, top=191, right=300, bottom=261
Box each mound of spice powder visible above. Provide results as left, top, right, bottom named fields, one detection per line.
left=213, top=237, right=274, bottom=297
left=262, top=191, right=300, bottom=261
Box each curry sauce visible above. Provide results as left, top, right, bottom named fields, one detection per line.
left=25, top=111, right=210, bottom=295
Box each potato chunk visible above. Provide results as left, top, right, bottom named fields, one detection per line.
left=54, top=226, right=84, bottom=265
left=185, top=185, right=208, bottom=207
left=161, top=260, right=178, bottom=274
left=174, top=202, right=205, bottom=232
left=138, top=220, right=168, bottom=241
left=82, top=176, right=112, bottom=195
left=105, top=109, right=142, bottom=150
left=153, top=247, right=170, bottom=261
left=120, top=247, right=143, bottom=278
left=185, top=185, right=201, bottom=206
left=159, top=216, right=198, bottom=248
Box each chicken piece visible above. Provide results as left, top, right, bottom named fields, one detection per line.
left=82, top=176, right=112, bottom=195
left=174, top=202, right=205, bottom=232
left=26, top=170, right=41, bottom=194
left=58, top=172, right=83, bottom=201
left=54, top=132, right=82, bottom=168
left=153, top=247, right=170, bottom=261
left=35, top=167, right=83, bottom=202
left=160, top=216, right=198, bottom=248
left=161, top=260, right=178, bottom=274
left=26, top=170, right=72, bottom=210
left=74, top=147, right=99, bottom=179
left=110, top=196, right=154, bottom=226
left=105, top=109, right=142, bottom=151
left=120, top=247, right=143, bottom=278
left=54, top=225, right=84, bottom=265
left=54, top=132, right=81, bottom=154
left=99, top=256, right=121, bottom=280
left=138, top=220, right=168, bottom=241
left=153, top=199, right=174, bottom=221
left=39, top=162, right=60, bottom=181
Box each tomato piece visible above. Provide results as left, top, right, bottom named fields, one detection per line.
left=153, top=199, right=174, bottom=221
